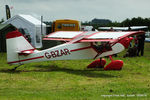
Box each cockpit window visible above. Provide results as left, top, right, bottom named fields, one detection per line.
left=92, top=42, right=112, bottom=52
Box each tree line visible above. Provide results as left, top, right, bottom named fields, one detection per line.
left=82, top=17, right=150, bottom=30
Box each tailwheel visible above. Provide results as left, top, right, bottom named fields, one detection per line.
left=104, top=56, right=123, bottom=70
left=87, top=58, right=106, bottom=68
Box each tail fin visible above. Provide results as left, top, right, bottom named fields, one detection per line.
left=6, top=30, right=35, bottom=64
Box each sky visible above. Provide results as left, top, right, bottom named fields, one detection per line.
left=0, top=0, right=150, bottom=22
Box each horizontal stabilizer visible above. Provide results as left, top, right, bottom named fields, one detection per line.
left=18, top=49, right=35, bottom=56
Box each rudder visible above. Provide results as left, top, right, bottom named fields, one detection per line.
left=6, top=30, right=35, bottom=64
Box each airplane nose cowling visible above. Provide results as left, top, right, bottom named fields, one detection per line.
left=119, top=37, right=133, bottom=49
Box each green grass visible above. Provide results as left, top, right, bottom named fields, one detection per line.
left=0, top=43, right=150, bottom=100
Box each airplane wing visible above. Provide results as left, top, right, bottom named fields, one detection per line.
left=43, top=31, right=84, bottom=41
left=99, top=26, right=148, bottom=31
left=130, top=26, right=148, bottom=30
left=99, top=27, right=128, bottom=31
left=43, top=31, right=145, bottom=43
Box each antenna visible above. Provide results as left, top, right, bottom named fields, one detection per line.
left=41, top=16, right=43, bottom=36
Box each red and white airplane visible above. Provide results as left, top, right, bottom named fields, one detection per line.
left=6, top=30, right=145, bottom=70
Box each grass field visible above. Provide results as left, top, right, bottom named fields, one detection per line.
left=0, top=43, right=150, bottom=100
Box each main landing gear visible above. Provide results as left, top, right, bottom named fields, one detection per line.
left=87, top=56, right=123, bottom=70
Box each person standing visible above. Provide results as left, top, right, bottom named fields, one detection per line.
left=137, top=34, right=145, bottom=56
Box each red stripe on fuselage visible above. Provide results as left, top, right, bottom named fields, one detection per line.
left=8, top=56, right=44, bottom=64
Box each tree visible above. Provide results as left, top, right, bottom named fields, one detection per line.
left=121, top=18, right=131, bottom=27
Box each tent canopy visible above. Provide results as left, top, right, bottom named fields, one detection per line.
left=4, top=14, right=46, bottom=26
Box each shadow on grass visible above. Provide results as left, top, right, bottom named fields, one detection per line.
left=0, top=65, right=121, bottom=78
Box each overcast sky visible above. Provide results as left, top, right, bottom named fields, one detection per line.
left=0, top=0, right=150, bottom=22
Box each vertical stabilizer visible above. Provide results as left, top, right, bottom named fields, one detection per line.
left=6, top=30, right=35, bottom=64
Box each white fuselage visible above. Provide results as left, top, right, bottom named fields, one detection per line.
left=8, top=42, right=124, bottom=65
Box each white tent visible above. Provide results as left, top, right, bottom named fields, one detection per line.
left=4, top=14, right=46, bottom=48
